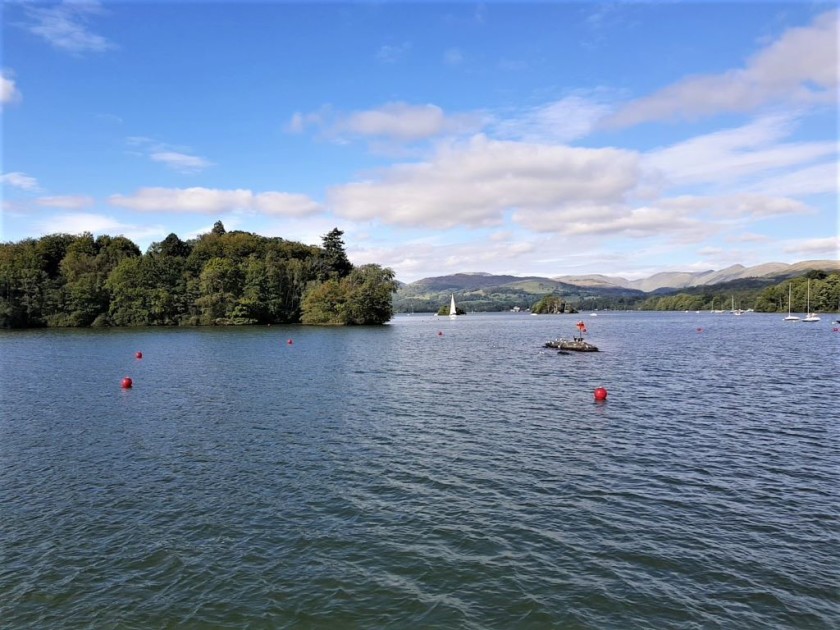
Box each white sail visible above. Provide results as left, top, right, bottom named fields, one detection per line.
left=784, top=283, right=799, bottom=321
left=449, top=294, right=458, bottom=318
left=803, top=280, right=820, bottom=322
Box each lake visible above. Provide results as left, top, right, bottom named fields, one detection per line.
left=1, top=312, right=838, bottom=628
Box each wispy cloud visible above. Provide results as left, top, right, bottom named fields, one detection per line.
left=36, top=212, right=167, bottom=243
left=604, top=9, right=839, bottom=127
left=643, top=114, right=837, bottom=188
left=149, top=151, right=213, bottom=174
left=128, top=138, right=213, bottom=174
left=376, top=41, right=411, bottom=64
left=1, top=71, right=22, bottom=106
left=493, top=95, right=611, bottom=143
left=35, top=195, right=95, bottom=209
left=1, top=171, right=40, bottom=191
left=782, top=236, right=840, bottom=257
left=109, top=187, right=322, bottom=217
left=23, top=1, right=115, bottom=54
left=745, top=161, right=839, bottom=197
left=287, top=101, right=485, bottom=143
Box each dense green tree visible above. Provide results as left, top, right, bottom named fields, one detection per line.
left=36, top=233, right=77, bottom=278
left=106, top=255, right=188, bottom=325
left=318, top=228, right=353, bottom=280
left=149, top=233, right=191, bottom=258
left=0, top=239, right=51, bottom=327
left=344, top=265, right=398, bottom=324
left=300, top=279, right=347, bottom=325
left=301, top=263, right=397, bottom=325
left=532, top=295, right=574, bottom=314
left=805, top=269, right=828, bottom=280
left=196, top=257, right=242, bottom=323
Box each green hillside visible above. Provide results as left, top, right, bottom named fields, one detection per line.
left=394, top=268, right=840, bottom=314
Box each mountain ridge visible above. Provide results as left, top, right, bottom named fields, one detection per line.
left=552, top=259, right=838, bottom=292
left=400, top=259, right=836, bottom=293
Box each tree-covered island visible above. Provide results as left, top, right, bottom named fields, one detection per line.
left=0, top=223, right=398, bottom=328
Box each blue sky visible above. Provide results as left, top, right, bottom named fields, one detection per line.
left=2, top=1, right=837, bottom=283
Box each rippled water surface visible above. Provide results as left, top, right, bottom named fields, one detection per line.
left=2, top=313, right=838, bottom=628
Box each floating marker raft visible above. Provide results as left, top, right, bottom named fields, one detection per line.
left=544, top=338, right=599, bottom=352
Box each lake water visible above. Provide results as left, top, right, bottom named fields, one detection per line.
left=1, top=312, right=838, bottom=628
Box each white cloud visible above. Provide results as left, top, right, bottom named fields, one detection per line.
left=515, top=204, right=716, bottom=241
left=109, top=188, right=253, bottom=214
left=493, top=95, right=611, bottom=143
left=284, top=107, right=330, bottom=134
left=659, top=193, right=812, bottom=220
left=604, top=9, right=839, bottom=127
left=24, top=1, right=115, bottom=54
left=36, top=195, right=95, bottom=209
left=1, top=172, right=40, bottom=191
left=512, top=189, right=811, bottom=241
left=35, top=212, right=166, bottom=243
left=350, top=236, right=546, bottom=281
left=783, top=236, right=840, bottom=257
left=286, top=112, right=305, bottom=134
left=150, top=151, right=214, bottom=174
left=329, top=135, right=640, bottom=229
left=127, top=138, right=213, bottom=173
left=108, top=187, right=322, bottom=217
left=1, top=72, right=22, bottom=105
left=39, top=212, right=126, bottom=234
left=714, top=195, right=812, bottom=219
left=343, top=103, right=448, bottom=141
left=293, top=102, right=485, bottom=143
left=254, top=192, right=322, bottom=217
left=644, top=114, right=837, bottom=188
left=727, top=232, right=771, bottom=244
left=746, top=161, right=839, bottom=197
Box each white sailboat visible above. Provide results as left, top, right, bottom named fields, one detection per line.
left=784, top=283, right=800, bottom=321
left=731, top=295, right=744, bottom=315
left=803, top=280, right=820, bottom=322
left=449, top=294, right=458, bottom=319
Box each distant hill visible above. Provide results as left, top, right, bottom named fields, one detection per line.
left=410, top=272, right=552, bottom=292
left=394, top=260, right=839, bottom=313
left=395, top=272, right=644, bottom=313
left=554, top=260, right=840, bottom=292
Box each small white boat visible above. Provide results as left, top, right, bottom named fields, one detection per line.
left=784, top=283, right=799, bottom=321
left=449, top=294, right=458, bottom=319
left=802, top=280, right=820, bottom=322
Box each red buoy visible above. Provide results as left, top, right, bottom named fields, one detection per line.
left=696, top=327, right=703, bottom=333
left=437, top=331, right=443, bottom=336
left=135, top=351, right=143, bottom=359
left=287, top=338, right=293, bottom=345
left=121, top=377, right=133, bottom=389
left=594, top=387, right=607, bottom=401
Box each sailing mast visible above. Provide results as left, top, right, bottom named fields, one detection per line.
left=784, top=283, right=799, bottom=321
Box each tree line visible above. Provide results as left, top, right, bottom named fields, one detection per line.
left=0, top=222, right=397, bottom=328
left=637, top=271, right=840, bottom=313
